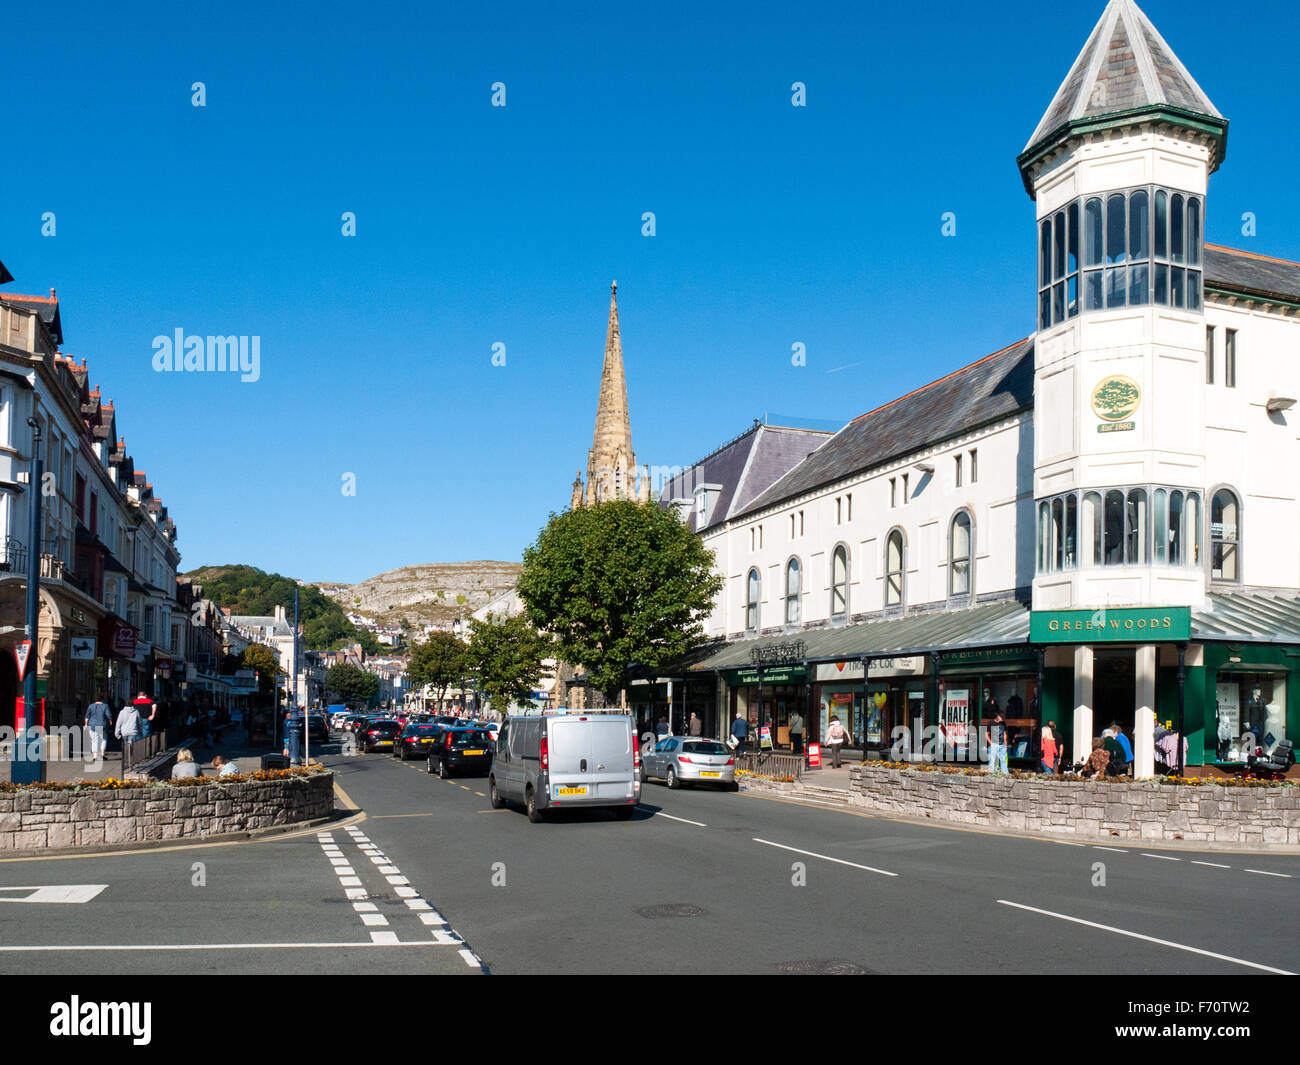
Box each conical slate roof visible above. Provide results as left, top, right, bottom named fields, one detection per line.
left=1020, top=1, right=1226, bottom=186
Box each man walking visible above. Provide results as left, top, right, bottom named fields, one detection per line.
left=115, top=699, right=143, bottom=763
left=688, top=712, right=702, bottom=737
left=789, top=709, right=804, bottom=754
left=84, top=692, right=113, bottom=763
left=986, top=712, right=1008, bottom=775
left=730, top=713, right=749, bottom=755
left=132, top=692, right=156, bottom=738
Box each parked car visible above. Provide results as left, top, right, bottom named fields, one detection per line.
left=642, top=737, right=738, bottom=790
left=395, top=722, right=444, bottom=760
left=426, top=727, right=496, bottom=778
left=489, top=712, right=640, bottom=822
left=287, top=713, right=330, bottom=748
left=358, top=720, right=402, bottom=752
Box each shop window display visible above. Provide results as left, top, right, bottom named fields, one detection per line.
left=1214, top=672, right=1285, bottom=762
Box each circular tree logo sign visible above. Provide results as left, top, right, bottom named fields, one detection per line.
left=1091, top=374, right=1140, bottom=432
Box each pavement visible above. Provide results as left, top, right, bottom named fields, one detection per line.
left=12, top=724, right=275, bottom=783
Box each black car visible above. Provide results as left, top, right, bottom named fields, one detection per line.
left=426, top=727, right=495, bottom=778
left=286, top=713, right=329, bottom=747
left=395, top=722, right=444, bottom=760
left=358, top=719, right=402, bottom=752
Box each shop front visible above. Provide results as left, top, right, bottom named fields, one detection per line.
left=726, top=665, right=809, bottom=750
left=937, top=647, right=1043, bottom=768
left=814, top=657, right=926, bottom=759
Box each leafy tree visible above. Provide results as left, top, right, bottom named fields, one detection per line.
left=466, top=613, right=553, bottom=713
left=516, top=499, right=723, bottom=702
left=241, top=643, right=280, bottom=694
left=407, top=630, right=469, bottom=707
left=326, top=663, right=380, bottom=706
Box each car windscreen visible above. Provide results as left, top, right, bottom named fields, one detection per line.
left=405, top=725, right=439, bottom=736
left=682, top=742, right=730, bottom=755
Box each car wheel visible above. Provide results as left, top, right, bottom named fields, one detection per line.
left=728, top=781, right=740, bottom=792
left=489, top=777, right=504, bottom=809
left=666, top=767, right=679, bottom=790
left=426, top=755, right=435, bottom=774
left=526, top=788, right=545, bottom=823
left=438, top=760, right=449, bottom=780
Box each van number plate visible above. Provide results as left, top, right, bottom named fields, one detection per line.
left=557, top=786, right=587, bottom=796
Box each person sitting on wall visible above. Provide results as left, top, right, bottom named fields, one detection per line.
left=1111, top=722, right=1134, bottom=774
left=1083, top=738, right=1111, bottom=778
left=1101, top=729, right=1126, bottom=776
left=171, top=748, right=199, bottom=779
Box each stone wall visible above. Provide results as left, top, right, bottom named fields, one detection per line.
left=0, top=772, right=335, bottom=852
left=848, top=764, right=1300, bottom=846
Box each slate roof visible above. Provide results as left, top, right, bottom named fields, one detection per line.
left=0, top=290, right=62, bottom=345
left=735, top=337, right=1035, bottom=522
left=1025, top=0, right=1222, bottom=159
left=1193, top=592, right=1300, bottom=644
left=661, top=423, right=833, bottom=534
left=1204, top=245, right=1300, bottom=306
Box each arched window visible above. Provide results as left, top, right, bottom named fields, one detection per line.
left=885, top=530, right=905, bottom=608
left=746, top=568, right=760, bottom=633
left=950, top=511, right=972, bottom=598
left=1211, top=489, right=1240, bottom=581
left=831, top=545, right=849, bottom=619
left=785, top=558, right=801, bottom=625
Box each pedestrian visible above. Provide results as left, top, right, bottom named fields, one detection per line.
left=655, top=716, right=668, bottom=739
left=1040, top=722, right=1057, bottom=774
left=212, top=754, right=239, bottom=778
left=171, top=748, right=199, bottom=779
left=1047, top=719, right=1063, bottom=771
left=789, top=709, right=805, bottom=754
left=688, top=712, right=702, bottom=737
left=1084, top=737, right=1110, bottom=778
left=730, top=713, right=749, bottom=756
left=132, top=692, right=156, bottom=738
left=1102, top=728, right=1126, bottom=776
left=115, top=700, right=142, bottom=749
left=84, top=691, right=113, bottom=762
left=1112, top=722, right=1134, bottom=773
left=825, top=715, right=850, bottom=768
left=985, top=712, right=1008, bottom=774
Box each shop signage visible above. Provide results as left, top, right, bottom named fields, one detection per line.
left=227, top=669, right=258, bottom=694
left=807, top=743, right=822, bottom=767
left=939, top=646, right=1037, bottom=670
left=1030, top=607, right=1191, bottom=643
left=1091, top=374, right=1140, bottom=433
left=727, top=665, right=807, bottom=686
left=759, top=725, right=773, bottom=749
left=814, top=658, right=922, bottom=682
left=98, top=616, right=137, bottom=659
left=69, top=637, right=96, bottom=660
left=750, top=640, right=806, bottom=667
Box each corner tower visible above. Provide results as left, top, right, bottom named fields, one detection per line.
left=1022, top=0, right=1227, bottom=612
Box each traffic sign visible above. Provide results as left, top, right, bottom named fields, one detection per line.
left=14, top=640, right=32, bottom=681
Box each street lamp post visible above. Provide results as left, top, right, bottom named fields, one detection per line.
left=13, top=415, right=45, bottom=784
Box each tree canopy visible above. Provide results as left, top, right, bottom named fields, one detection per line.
left=516, top=499, right=723, bottom=701
left=407, top=630, right=470, bottom=706
left=466, top=613, right=553, bottom=713
left=326, top=663, right=380, bottom=706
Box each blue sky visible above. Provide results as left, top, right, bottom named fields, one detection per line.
left=3, top=0, right=1296, bottom=583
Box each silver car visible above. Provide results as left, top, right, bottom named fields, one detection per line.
left=642, top=737, right=738, bottom=791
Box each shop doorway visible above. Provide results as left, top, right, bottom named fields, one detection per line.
left=1094, top=648, right=1136, bottom=737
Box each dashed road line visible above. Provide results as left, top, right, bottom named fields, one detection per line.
left=1192, top=861, right=1231, bottom=869
left=752, top=838, right=898, bottom=877
left=1141, top=853, right=1180, bottom=861
left=1245, top=869, right=1292, bottom=878
left=1092, top=846, right=1128, bottom=853
left=997, top=900, right=1295, bottom=975
left=647, top=811, right=707, bottom=828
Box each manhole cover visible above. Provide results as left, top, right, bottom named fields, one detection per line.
left=775, top=959, right=872, bottom=975
left=637, top=903, right=706, bottom=919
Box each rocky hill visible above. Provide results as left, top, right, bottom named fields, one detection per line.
left=315, top=561, right=522, bottom=626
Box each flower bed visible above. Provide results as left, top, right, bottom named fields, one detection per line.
left=0, top=769, right=335, bottom=851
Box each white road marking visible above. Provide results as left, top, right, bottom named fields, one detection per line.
left=1245, top=869, right=1292, bottom=878
left=1141, top=853, right=1180, bottom=861
left=751, top=838, right=898, bottom=877
left=0, top=885, right=108, bottom=904
left=379, top=866, right=400, bottom=875
left=344, top=887, right=368, bottom=900
left=0, top=941, right=465, bottom=951
left=1191, top=861, right=1231, bottom=869
left=386, top=875, right=410, bottom=885
left=1053, top=841, right=1086, bottom=847
left=329, top=858, right=350, bottom=867
left=360, top=914, right=389, bottom=927
left=353, top=902, right=378, bottom=912
left=458, top=948, right=482, bottom=968
left=648, top=811, right=707, bottom=827
left=370, top=931, right=400, bottom=944
left=405, top=899, right=432, bottom=911
left=333, top=866, right=356, bottom=877
left=338, top=877, right=362, bottom=887
left=431, top=930, right=462, bottom=945
left=997, top=900, right=1295, bottom=975
left=419, top=913, right=447, bottom=926
left=1092, top=846, right=1128, bottom=853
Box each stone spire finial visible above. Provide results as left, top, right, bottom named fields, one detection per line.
left=583, top=281, right=635, bottom=505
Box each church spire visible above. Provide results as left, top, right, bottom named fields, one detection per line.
left=585, top=280, right=637, bottom=504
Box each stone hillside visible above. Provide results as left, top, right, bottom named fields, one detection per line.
left=315, top=561, right=522, bottom=625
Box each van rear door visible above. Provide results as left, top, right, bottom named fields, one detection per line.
left=546, top=716, right=636, bottom=805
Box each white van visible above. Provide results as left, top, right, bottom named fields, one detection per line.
left=489, top=712, right=641, bottom=823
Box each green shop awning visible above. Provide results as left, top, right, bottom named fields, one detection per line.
left=685, top=600, right=1031, bottom=674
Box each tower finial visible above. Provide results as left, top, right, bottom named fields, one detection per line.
left=611, top=280, right=617, bottom=293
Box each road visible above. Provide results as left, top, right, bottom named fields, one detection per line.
left=0, top=736, right=1296, bottom=976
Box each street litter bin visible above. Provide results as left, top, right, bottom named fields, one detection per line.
left=261, top=753, right=290, bottom=770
